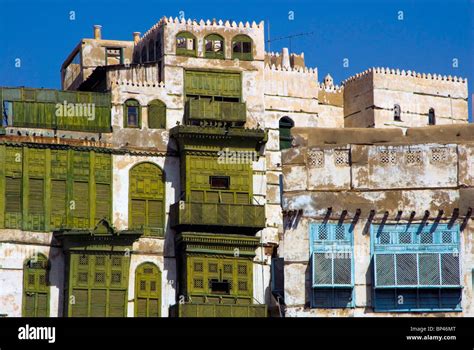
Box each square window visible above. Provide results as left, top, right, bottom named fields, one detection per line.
left=111, top=272, right=121, bottom=284
left=209, top=279, right=230, bottom=294
left=318, top=225, right=328, bottom=240
left=140, top=280, right=146, bottom=291
left=209, top=176, right=230, bottom=189
left=379, top=232, right=391, bottom=244
left=442, top=231, right=453, bottom=244
left=399, top=232, right=412, bottom=244
left=419, top=231, right=433, bottom=244
left=335, top=226, right=345, bottom=240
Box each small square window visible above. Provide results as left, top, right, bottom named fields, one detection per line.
left=209, top=279, right=230, bottom=294
left=209, top=176, right=230, bottom=189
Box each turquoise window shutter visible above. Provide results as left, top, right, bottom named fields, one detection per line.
left=309, top=223, right=354, bottom=308
left=371, top=223, right=462, bottom=312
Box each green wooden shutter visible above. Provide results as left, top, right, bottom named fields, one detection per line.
left=129, top=163, right=165, bottom=235
left=90, top=289, right=107, bottom=317
left=73, top=181, right=89, bottom=229
left=109, top=290, right=126, bottom=317
left=28, top=178, right=44, bottom=230
left=148, top=101, right=166, bottom=129
left=23, top=255, right=49, bottom=317
left=50, top=180, right=66, bottom=229
left=147, top=200, right=162, bottom=227
left=5, top=177, right=22, bottom=228
left=95, top=183, right=111, bottom=221
left=71, top=289, right=89, bottom=317
left=131, top=199, right=146, bottom=228
left=135, top=263, right=161, bottom=317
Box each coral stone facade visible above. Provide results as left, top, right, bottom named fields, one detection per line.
left=0, top=16, right=471, bottom=317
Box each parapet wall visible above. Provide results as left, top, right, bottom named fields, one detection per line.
left=343, top=68, right=469, bottom=127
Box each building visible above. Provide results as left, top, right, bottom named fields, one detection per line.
left=0, top=16, right=471, bottom=317
left=281, top=125, right=474, bottom=316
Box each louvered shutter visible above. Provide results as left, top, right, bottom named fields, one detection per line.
left=90, top=290, right=107, bottom=317
left=147, top=200, right=162, bottom=228
left=131, top=199, right=146, bottom=228
left=72, top=289, right=88, bottom=317
left=5, top=177, right=21, bottom=228
left=109, top=290, right=126, bottom=317
left=148, top=102, right=166, bottom=129
left=50, top=180, right=66, bottom=229
left=36, top=293, right=48, bottom=317
left=95, top=183, right=110, bottom=221
left=73, top=181, right=89, bottom=228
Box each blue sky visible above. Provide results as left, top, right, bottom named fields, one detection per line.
left=0, top=0, right=472, bottom=118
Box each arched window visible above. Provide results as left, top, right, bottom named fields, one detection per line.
left=135, top=263, right=162, bottom=317
left=176, top=32, right=196, bottom=57
left=279, top=117, right=294, bottom=150
left=129, top=163, right=165, bottom=236
left=124, top=99, right=141, bottom=128
left=148, top=40, right=155, bottom=61
left=232, top=35, right=253, bottom=60
left=23, top=254, right=49, bottom=317
left=204, top=34, right=224, bottom=59
left=428, top=108, right=436, bottom=125
left=394, top=104, right=401, bottom=121
left=147, top=100, right=166, bottom=129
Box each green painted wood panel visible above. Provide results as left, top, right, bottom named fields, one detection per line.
left=1, top=87, right=111, bottom=132
left=129, top=163, right=165, bottom=236
left=1, top=146, right=111, bottom=231
left=23, top=254, right=49, bottom=317
left=186, top=155, right=252, bottom=204
left=148, top=100, right=166, bottom=129
left=135, top=263, right=161, bottom=317
left=69, top=253, right=129, bottom=317
left=185, top=71, right=241, bottom=98
left=186, top=256, right=253, bottom=302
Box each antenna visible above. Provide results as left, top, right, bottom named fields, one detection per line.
left=266, top=31, right=314, bottom=52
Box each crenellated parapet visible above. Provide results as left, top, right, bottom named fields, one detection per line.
left=263, top=62, right=318, bottom=99
left=134, top=16, right=266, bottom=63
left=264, top=50, right=305, bottom=69
left=343, top=67, right=468, bottom=85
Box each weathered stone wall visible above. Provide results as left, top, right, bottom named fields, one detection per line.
left=281, top=126, right=474, bottom=316
left=344, top=68, right=469, bottom=128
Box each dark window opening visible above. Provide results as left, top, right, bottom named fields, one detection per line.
left=394, top=104, right=401, bottom=121
left=204, top=34, right=224, bottom=59
left=232, top=35, right=253, bottom=60
left=210, top=176, right=230, bottom=189
left=209, top=279, right=230, bottom=294
left=127, top=106, right=139, bottom=127
left=176, top=32, right=196, bottom=57
left=141, top=47, right=147, bottom=63
left=148, top=41, right=155, bottom=62
left=428, top=108, right=436, bottom=125
left=155, top=36, right=163, bottom=59
left=106, top=47, right=122, bottom=65
left=279, top=116, right=294, bottom=150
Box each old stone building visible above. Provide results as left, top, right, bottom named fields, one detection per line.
left=0, top=16, right=471, bottom=318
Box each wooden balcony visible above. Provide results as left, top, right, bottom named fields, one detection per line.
left=171, top=302, right=267, bottom=317
left=170, top=201, right=265, bottom=233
